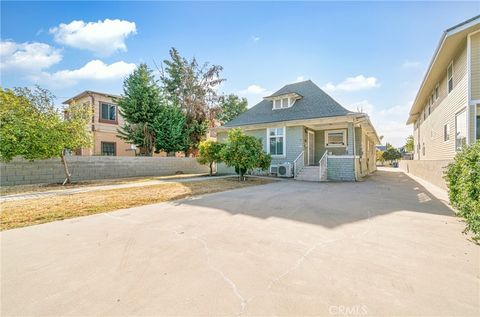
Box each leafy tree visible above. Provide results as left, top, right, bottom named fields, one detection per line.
left=160, top=48, right=225, bottom=154
left=0, top=87, right=91, bottom=184
left=445, top=142, right=480, bottom=242
left=117, top=63, right=162, bottom=156
left=220, top=129, right=272, bottom=181
left=216, top=94, right=248, bottom=124
left=382, top=143, right=401, bottom=164
left=376, top=150, right=385, bottom=165
left=197, top=140, right=225, bottom=176
left=152, top=105, right=188, bottom=154
left=405, top=135, right=414, bottom=152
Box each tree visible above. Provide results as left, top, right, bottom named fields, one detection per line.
left=382, top=143, right=401, bottom=164
left=405, top=135, right=414, bottom=153
left=376, top=150, right=385, bottom=165
left=197, top=140, right=225, bottom=176
left=220, top=129, right=272, bottom=181
left=216, top=94, right=248, bottom=124
left=117, top=63, right=162, bottom=156
left=0, top=87, right=92, bottom=184
left=159, top=48, right=225, bottom=154
left=152, top=105, right=188, bottom=154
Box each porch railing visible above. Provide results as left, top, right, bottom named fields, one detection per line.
left=319, top=150, right=328, bottom=181
left=293, top=151, right=304, bottom=178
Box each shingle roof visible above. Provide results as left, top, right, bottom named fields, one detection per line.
left=224, top=80, right=352, bottom=127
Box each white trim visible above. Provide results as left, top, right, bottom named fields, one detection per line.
left=266, top=127, right=286, bottom=157
left=447, top=60, right=454, bottom=95
left=327, top=155, right=360, bottom=159
left=467, top=32, right=471, bottom=144
left=325, top=129, right=347, bottom=148
left=455, top=107, right=467, bottom=152
left=307, top=130, right=315, bottom=165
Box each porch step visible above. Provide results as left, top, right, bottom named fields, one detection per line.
left=296, top=166, right=321, bottom=182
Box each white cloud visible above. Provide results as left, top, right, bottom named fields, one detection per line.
left=239, top=84, right=268, bottom=95
left=251, top=35, right=260, bottom=42
left=402, top=60, right=421, bottom=68
left=31, top=59, right=136, bottom=87
left=348, top=100, right=411, bottom=147
left=0, top=40, right=62, bottom=71
left=322, top=75, right=381, bottom=92
left=295, top=76, right=305, bottom=82
left=238, top=84, right=273, bottom=107
left=50, top=19, right=136, bottom=56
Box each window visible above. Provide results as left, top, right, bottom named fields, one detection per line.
left=443, top=123, right=450, bottom=141
left=325, top=129, right=347, bottom=147
left=447, top=62, right=454, bottom=94
left=267, top=127, right=285, bottom=156
left=272, top=97, right=294, bottom=110
left=455, top=109, right=467, bottom=151
left=100, top=103, right=117, bottom=122
left=435, top=84, right=439, bottom=100
left=101, top=142, right=116, bottom=156
left=477, top=115, right=480, bottom=141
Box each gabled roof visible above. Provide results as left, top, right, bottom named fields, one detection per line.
left=62, top=90, right=121, bottom=105
left=224, top=80, right=352, bottom=127
left=406, top=15, right=480, bottom=124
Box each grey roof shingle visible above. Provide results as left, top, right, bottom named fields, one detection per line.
left=224, top=80, right=352, bottom=127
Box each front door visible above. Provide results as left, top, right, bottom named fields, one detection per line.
left=307, top=131, right=315, bottom=165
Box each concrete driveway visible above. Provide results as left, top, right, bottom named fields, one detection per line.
left=1, top=170, right=478, bottom=316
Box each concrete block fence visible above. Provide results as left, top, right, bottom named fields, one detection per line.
left=398, top=159, right=452, bottom=190
left=0, top=156, right=210, bottom=186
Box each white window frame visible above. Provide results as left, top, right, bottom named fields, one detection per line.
left=267, top=127, right=286, bottom=157
left=325, top=129, right=347, bottom=148
left=435, top=84, right=439, bottom=100
left=447, top=61, right=454, bottom=94
left=455, top=108, right=467, bottom=152
left=272, top=97, right=295, bottom=110
left=443, top=123, right=450, bottom=142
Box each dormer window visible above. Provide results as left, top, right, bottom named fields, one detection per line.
left=273, top=98, right=293, bottom=110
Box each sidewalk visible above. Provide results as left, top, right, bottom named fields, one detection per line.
left=0, top=175, right=234, bottom=203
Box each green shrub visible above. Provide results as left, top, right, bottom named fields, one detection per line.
left=445, top=141, right=480, bottom=242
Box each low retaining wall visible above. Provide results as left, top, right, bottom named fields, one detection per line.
left=398, top=160, right=453, bottom=190
left=0, top=156, right=210, bottom=186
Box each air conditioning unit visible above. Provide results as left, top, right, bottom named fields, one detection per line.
left=269, top=164, right=279, bottom=174
left=277, top=162, right=293, bottom=178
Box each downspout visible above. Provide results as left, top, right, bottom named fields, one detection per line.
left=352, top=117, right=358, bottom=181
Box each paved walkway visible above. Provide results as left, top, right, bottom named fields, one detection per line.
left=0, top=175, right=235, bottom=202
left=1, top=169, right=478, bottom=316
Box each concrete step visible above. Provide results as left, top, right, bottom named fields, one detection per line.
left=295, top=174, right=320, bottom=182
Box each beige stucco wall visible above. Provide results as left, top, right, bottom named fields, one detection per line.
left=398, top=160, right=452, bottom=191
left=413, top=43, right=468, bottom=160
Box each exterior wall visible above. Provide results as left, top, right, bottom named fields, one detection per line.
left=413, top=43, right=468, bottom=160
left=327, top=157, right=355, bottom=181
left=0, top=157, right=210, bottom=186
left=471, top=32, right=480, bottom=101
left=398, top=160, right=452, bottom=191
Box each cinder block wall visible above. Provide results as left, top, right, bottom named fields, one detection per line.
left=398, top=160, right=453, bottom=190
left=0, top=157, right=210, bottom=186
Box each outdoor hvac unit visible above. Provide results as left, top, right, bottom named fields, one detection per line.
left=269, top=164, right=279, bottom=174
left=277, top=162, right=293, bottom=178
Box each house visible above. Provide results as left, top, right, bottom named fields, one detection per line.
left=63, top=91, right=136, bottom=156
left=406, top=15, right=480, bottom=160
left=216, top=80, right=381, bottom=181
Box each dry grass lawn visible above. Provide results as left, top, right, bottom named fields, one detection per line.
left=0, top=173, right=210, bottom=196
left=0, top=177, right=273, bottom=231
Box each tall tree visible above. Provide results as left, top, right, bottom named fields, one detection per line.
left=216, top=94, right=248, bottom=124
left=117, top=63, right=162, bottom=156
left=159, top=48, right=225, bottom=154
left=405, top=135, right=414, bottom=152
left=152, top=105, right=188, bottom=154
left=0, top=87, right=92, bottom=184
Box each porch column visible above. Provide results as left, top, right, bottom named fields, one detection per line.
left=347, top=122, right=354, bottom=155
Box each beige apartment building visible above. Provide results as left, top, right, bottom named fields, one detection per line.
left=407, top=15, right=480, bottom=160
left=63, top=91, right=137, bottom=157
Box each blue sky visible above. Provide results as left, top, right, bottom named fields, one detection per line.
left=1, top=1, right=479, bottom=146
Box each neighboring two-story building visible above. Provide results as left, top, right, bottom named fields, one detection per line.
left=407, top=15, right=480, bottom=160
left=63, top=91, right=137, bottom=157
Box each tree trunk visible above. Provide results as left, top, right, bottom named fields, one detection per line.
left=209, top=162, right=213, bottom=176
left=60, top=151, right=72, bottom=185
